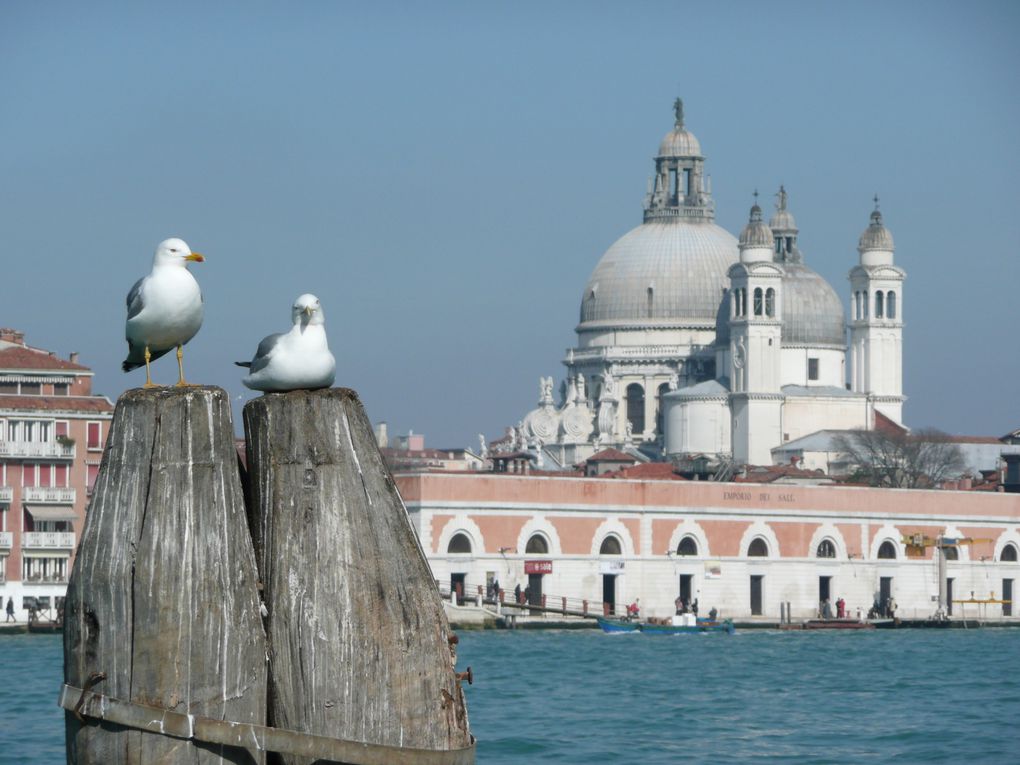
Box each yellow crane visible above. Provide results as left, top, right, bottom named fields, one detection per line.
left=900, top=535, right=996, bottom=618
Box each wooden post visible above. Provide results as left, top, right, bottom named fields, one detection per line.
left=64, top=387, right=267, bottom=764
left=243, top=389, right=473, bottom=763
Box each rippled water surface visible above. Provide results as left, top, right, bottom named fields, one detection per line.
left=4, top=629, right=1018, bottom=764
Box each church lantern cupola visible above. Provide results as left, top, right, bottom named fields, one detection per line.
left=644, top=98, right=715, bottom=222
left=769, top=185, right=801, bottom=263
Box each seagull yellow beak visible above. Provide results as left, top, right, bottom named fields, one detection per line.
left=304, top=305, right=314, bottom=316
left=185, top=253, right=205, bottom=262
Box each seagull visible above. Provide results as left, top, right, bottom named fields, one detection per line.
left=236, top=294, right=335, bottom=392
left=122, top=238, right=205, bottom=387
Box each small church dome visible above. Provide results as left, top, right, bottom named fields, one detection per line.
left=739, top=204, right=774, bottom=249
left=658, top=128, right=702, bottom=158
left=858, top=208, right=895, bottom=252
left=781, top=264, right=846, bottom=346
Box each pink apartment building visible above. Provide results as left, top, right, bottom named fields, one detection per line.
left=0, top=329, right=112, bottom=620
left=397, top=471, right=1020, bottom=621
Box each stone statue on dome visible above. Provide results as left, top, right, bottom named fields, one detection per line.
left=478, top=434, right=487, bottom=458
left=673, top=97, right=684, bottom=129
left=575, top=374, right=586, bottom=404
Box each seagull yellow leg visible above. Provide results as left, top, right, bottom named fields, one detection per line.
left=142, top=346, right=159, bottom=389
left=174, top=345, right=189, bottom=387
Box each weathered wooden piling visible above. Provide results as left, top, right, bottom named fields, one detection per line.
left=64, top=387, right=267, bottom=765
left=243, top=388, right=473, bottom=764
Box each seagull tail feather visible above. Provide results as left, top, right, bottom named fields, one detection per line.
left=122, top=345, right=171, bottom=373
left=235, top=361, right=252, bottom=368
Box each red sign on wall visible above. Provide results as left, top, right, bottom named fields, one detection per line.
left=524, top=560, right=553, bottom=575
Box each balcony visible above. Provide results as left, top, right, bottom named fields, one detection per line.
left=23, top=574, right=69, bottom=585
left=23, top=487, right=76, bottom=504
left=0, top=486, right=12, bottom=503
left=0, top=531, right=12, bottom=548
left=0, top=441, right=75, bottom=459
left=22, top=531, right=76, bottom=549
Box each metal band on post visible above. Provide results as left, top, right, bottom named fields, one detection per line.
left=59, top=684, right=476, bottom=765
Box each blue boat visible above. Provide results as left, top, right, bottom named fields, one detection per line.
left=596, top=617, right=640, bottom=633
left=638, top=619, right=735, bottom=636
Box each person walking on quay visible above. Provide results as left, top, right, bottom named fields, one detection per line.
left=691, top=598, right=699, bottom=616
left=523, top=585, right=532, bottom=605
left=5, top=597, right=14, bottom=622
left=836, top=597, right=846, bottom=619
left=675, top=595, right=683, bottom=615
left=514, top=583, right=522, bottom=604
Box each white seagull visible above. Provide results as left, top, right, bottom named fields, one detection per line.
left=123, top=237, right=205, bottom=387
left=236, top=294, right=336, bottom=392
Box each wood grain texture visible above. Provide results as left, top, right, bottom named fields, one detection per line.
left=243, top=389, right=472, bottom=765
left=64, top=386, right=267, bottom=765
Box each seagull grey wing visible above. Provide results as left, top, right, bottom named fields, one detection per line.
left=125, top=276, right=147, bottom=321
left=247, top=332, right=285, bottom=375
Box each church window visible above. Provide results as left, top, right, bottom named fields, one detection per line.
left=854, top=291, right=862, bottom=320
left=887, top=291, right=897, bottom=319
left=747, top=538, right=769, bottom=557
left=669, top=169, right=678, bottom=202
left=816, top=539, right=837, bottom=558
left=1000, top=544, right=1018, bottom=562
left=626, top=383, right=645, bottom=435
left=683, top=168, right=691, bottom=197
left=525, top=534, right=549, bottom=554
left=647, top=286, right=654, bottom=318
left=753, top=288, right=763, bottom=316
left=765, top=288, right=775, bottom=317
left=808, top=358, right=819, bottom=381
left=877, top=540, right=897, bottom=559
left=677, top=536, right=698, bottom=556
left=447, top=533, right=472, bottom=554
left=875, top=291, right=884, bottom=318
left=599, top=536, right=622, bottom=555
left=741, top=288, right=747, bottom=316
left=862, top=291, right=869, bottom=319
left=944, top=546, right=959, bottom=561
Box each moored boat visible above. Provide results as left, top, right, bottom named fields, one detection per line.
left=781, top=619, right=875, bottom=631
left=597, top=617, right=640, bottom=633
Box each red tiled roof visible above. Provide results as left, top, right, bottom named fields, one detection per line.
left=0, top=395, right=113, bottom=413
left=587, top=448, right=637, bottom=463
left=944, top=435, right=1004, bottom=445
left=606, top=462, right=685, bottom=480
left=0, top=346, right=89, bottom=371
left=873, top=410, right=908, bottom=435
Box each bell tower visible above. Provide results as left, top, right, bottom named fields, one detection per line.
left=848, top=198, right=906, bottom=423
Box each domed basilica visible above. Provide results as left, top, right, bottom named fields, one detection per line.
left=513, top=100, right=905, bottom=470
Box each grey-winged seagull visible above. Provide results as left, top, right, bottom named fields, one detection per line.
left=236, top=294, right=336, bottom=392
left=122, top=237, right=205, bottom=387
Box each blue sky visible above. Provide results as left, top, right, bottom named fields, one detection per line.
left=2, top=1, right=1018, bottom=447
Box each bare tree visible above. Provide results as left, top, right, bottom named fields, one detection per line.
left=832, top=428, right=967, bottom=488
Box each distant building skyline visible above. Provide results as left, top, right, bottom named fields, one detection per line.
left=3, top=2, right=1017, bottom=447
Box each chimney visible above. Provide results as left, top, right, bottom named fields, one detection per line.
left=0, top=328, right=25, bottom=345
left=69, top=352, right=79, bottom=364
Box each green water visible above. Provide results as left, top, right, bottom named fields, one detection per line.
left=4, top=629, right=1017, bottom=763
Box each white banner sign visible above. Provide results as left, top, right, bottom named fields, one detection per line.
left=599, top=560, right=626, bottom=574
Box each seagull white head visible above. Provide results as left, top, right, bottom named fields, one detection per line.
left=153, top=237, right=204, bottom=268
left=292, top=293, right=325, bottom=326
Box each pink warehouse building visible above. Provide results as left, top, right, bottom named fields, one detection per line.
left=396, top=472, right=1020, bottom=622
left=0, top=329, right=113, bottom=620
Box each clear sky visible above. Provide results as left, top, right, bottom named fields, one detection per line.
left=3, top=1, right=1018, bottom=447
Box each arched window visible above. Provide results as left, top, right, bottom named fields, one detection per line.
left=877, top=540, right=897, bottom=559
left=875, top=290, right=884, bottom=319
left=855, top=291, right=862, bottom=320
left=765, top=288, right=775, bottom=317
left=740, top=288, right=747, bottom=316
left=599, top=536, right=622, bottom=555
left=626, top=383, right=645, bottom=436
left=1001, top=543, right=1018, bottom=562
left=447, top=533, right=472, bottom=554
left=647, top=286, right=654, bottom=318
left=525, top=534, right=549, bottom=554
left=753, top=287, right=763, bottom=316
left=677, top=536, right=698, bottom=556
left=748, top=538, right=769, bottom=557
left=887, top=291, right=897, bottom=319
left=943, top=546, right=959, bottom=561
left=816, top=539, right=837, bottom=558
left=862, top=291, right=869, bottom=318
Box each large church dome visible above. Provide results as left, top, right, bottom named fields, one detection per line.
left=578, top=100, right=738, bottom=329
left=579, top=221, right=738, bottom=326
